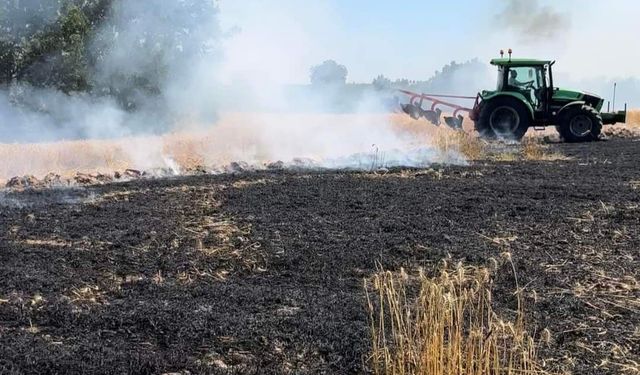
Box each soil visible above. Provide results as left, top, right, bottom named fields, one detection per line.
left=1, top=139, right=639, bottom=374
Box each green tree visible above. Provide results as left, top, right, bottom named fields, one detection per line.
left=310, top=60, right=348, bottom=86
left=0, top=40, right=17, bottom=83
left=0, top=1, right=109, bottom=91
left=58, top=7, right=90, bottom=92
left=372, top=74, right=392, bottom=91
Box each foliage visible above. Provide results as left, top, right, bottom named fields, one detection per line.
left=310, top=59, right=348, bottom=86
left=372, top=74, right=392, bottom=91
left=0, top=0, right=218, bottom=108
left=0, top=0, right=110, bottom=91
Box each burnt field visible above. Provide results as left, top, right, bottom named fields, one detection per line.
left=1, top=138, right=639, bottom=374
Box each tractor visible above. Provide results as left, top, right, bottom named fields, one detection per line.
left=400, top=51, right=627, bottom=142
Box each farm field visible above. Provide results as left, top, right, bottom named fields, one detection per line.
left=1, top=137, right=639, bottom=374
left=3, top=1, right=640, bottom=374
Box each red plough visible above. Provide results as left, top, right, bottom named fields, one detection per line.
left=398, top=89, right=480, bottom=130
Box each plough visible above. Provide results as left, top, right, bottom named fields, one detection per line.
left=398, top=89, right=479, bottom=130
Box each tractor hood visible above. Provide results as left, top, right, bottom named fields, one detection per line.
left=553, top=88, right=604, bottom=111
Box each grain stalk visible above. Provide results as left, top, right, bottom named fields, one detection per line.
left=365, top=262, right=546, bottom=375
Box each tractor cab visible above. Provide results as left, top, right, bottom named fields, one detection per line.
left=488, top=58, right=554, bottom=116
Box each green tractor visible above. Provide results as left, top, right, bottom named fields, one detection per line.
left=472, top=56, right=627, bottom=142
left=400, top=53, right=627, bottom=142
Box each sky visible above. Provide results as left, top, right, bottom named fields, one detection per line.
left=218, top=0, right=640, bottom=84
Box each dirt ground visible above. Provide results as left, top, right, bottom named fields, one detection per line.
left=1, top=139, right=639, bottom=374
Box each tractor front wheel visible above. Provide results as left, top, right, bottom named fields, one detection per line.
left=475, top=97, right=531, bottom=141
left=557, top=105, right=603, bottom=143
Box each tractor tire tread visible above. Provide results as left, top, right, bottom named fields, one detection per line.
left=557, top=105, right=603, bottom=143
left=475, top=97, right=531, bottom=141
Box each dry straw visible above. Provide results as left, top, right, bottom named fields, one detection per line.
left=365, top=262, right=546, bottom=375
left=627, top=110, right=639, bottom=127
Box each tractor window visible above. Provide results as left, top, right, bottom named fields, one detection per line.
left=543, top=65, right=550, bottom=88
left=507, top=67, right=541, bottom=90
left=497, top=67, right=505, bottom=91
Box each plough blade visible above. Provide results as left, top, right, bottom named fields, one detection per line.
left=401, top=104, right=442, bottom=126
left=444, top=115, right=465, bottom=130
left=423, top=108, right=442, bottom=126
left=401, top=103, right=421, bottom=120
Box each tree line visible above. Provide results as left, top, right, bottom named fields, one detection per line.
left=310, top=58, right=490, bottom=94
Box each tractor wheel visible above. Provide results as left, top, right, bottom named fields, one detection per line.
left=557, top=105, right=603, bottom=143
left=475, top=97, right=531, bottom=141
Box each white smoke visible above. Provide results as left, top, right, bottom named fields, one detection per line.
left=0, top=85, right=131, bottom=141
left=0, top=0, right=64, bottom=41
left=0, top=0, right=469, bottom=180
left=1, top=0, right=222, bottom=142
left=90, top=0, right=222, bottom=125
left=211, top=0, right=466, bottom=169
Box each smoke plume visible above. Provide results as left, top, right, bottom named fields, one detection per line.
left=0, top=0, right=471, bottom=182
left=495, top=0, right=570, bottom=43
left=0, top=0, right=64, bottom=41
left=0, top=0, right=222, bottom=143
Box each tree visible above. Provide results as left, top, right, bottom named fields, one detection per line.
left=310, top=60, right=348, bottom=86
left=372, top=74, right=392, bottom=91
left=0, top=40, right=17, bottom=82
left=0, top=0, right=111, bottom=91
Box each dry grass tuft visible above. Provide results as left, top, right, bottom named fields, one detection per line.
left=603, top=110, right=640, bottom=138
left=627, top=110, right=640, bottom=127
left=521, top=138, right=568, bottom=161
left=432, top=129, right=487, bottom=160
left=69, top=286, right=107, bottom=305
left=231, top=178, right=273, bottom=189
left=21, top=238, right=73, bottom=248
left=521, top=138, right=545, bottom=160
left=389, top=113, right=486, bottom=161
left=487, top=138, right=568, bottom=162
left=492, top=152, right=519, bottom=162
left=365, top=262, right=547, bottom=375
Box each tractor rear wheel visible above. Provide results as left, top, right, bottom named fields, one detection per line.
left=557, top=105, right=603, bottom=143
left=475, top=97, right=531, bottom=141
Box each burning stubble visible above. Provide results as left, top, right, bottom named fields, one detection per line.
left=0, top=0, right=488, bottom=184
left=0, top=113, right=473, bottom=183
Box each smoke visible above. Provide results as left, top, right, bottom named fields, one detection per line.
left=495, top=0, right=570, bottom=43
left=0, top=0, right=469, bottom=181
left=0, top=85, right=131, bottom=142
left=0, top=0, right=64, bottom=41
left=407, top=59, right=494, bottom=107
left=0, top=0, right=222, bottom=143
left=90, top=0, right=222, bottom=125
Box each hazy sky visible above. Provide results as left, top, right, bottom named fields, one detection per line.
left=219, top=0, right=640, bottom=84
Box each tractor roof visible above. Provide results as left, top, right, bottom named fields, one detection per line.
left=490, top=58, right=552, bottom=67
